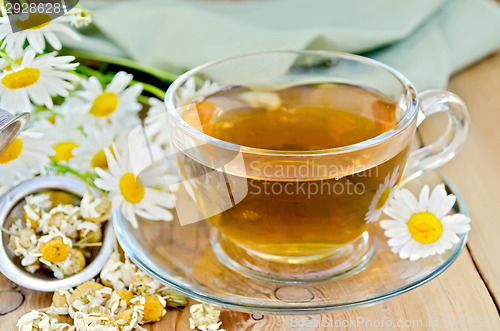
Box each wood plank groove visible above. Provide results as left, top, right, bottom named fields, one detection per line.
left=419, top=50, right=500, bottom=310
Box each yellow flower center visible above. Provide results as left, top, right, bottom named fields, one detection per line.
left=141, top=295, right=165, bottom=323
left=2, top=68, right=40, bottom=89
left=376, top=186, right=391, bottom=210
left=89, top=92, right=118, bottom=117
left=4, top=59, right=23, bottom=72
left=119, top=173, right=145, bottom=204
left=40, top=237, right=70, bottom=263
left=91, top=147, right=115, bottom=170
left=48, top=191, right=75, bottom=206
left=47, top=115, right=56, bottom=125
left=0, top=138, right=23, bottom=164
left=53, top=142, right=78, bottom=162
left=407, top=212, right=443, bottom=244
left=16, top=13, right=52, bottom=30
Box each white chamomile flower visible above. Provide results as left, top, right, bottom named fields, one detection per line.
left=380, top=184, right=471, bottom=261
left=94, top=143, right=176, bottom=228
left=0, top=45, right=25, bottom=70
left=0, top=10, right=88, bottom=54
left=0, top=127, right=54, bottom=186
left=49, top=114, right=86, bottom=163
left=76, top=71, right=143, bottom=129
left=0, top=49, right=78, bottom=113
left=177, top=77, right=220, bottom=106
left=67, top=6, right=93, bottom=28
left=365, top=165, right=400, bottom=224
left=126, top=121, right=177, bottom=184
left=145, top=97, right=170, bottom=147
left=72, top=124, right=120, bottom=172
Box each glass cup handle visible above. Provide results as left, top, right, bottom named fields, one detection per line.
left=403, top=89, right=470, bottom=183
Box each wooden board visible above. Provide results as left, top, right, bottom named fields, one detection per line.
left=419, top=50, right=500, bottom=308
left=1, top=250, right=498, bottom=330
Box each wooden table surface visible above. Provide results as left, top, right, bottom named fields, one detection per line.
left=1, top=46, right=500, bottom=331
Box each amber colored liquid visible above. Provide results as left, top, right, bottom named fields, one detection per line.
left=179, top=83, right=410, bottom=257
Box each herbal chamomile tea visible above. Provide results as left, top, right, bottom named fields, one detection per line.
left=179, top=83, right=409, bottom=258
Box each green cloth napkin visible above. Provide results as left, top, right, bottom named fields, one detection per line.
left=63, top=0, right=500, bottom=91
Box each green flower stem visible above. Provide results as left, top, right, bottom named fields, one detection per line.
left=74, top=242, right=102, bottom=248
left=132, top=80, right=166, bottom=100
left=50, top=161, right=101, bottom=190
left=0, top=50, right=18, bottom=69
left=137, top=95, right=150, bottom=105
left=68, top=70, right=91, bottom=82
left=74, top=64, right=109, bottom=82
left=73, top=64, right=165, bottom=99
left=75, top=232, right=97, bottom=245
left=160, top=288, right=188, bottom=308
left=65, top=49, right=179, bottom=83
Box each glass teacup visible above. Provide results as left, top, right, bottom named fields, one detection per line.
left=163, top=51, right=469, bottom=281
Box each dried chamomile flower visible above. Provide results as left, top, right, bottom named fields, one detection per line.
left=73, top=311, right=118, bottom=331
left=70, top=281, right=104, bottom=305
left=49, top=290, right=72, bottom=315
left=57, top=248, right=86, bottom=277
left=39, top=239, right=85, bottom=279
left=159, top=287, right=188, bottom=308
left=39, top=204, right=81, bottom=239
left=78, top=225, right=102, bottom=244
left=23, top=194, right=52, bottom=230
left=48, top=204, right=80, bottom=227
left=7, top=190, right=108, bottom=280
left=189, top=304, right=225, bottom=331
left=100, top=251, right=137, bottom=290
left=8, top=219, right=37, bottom=256
left=73, top=285, right=113, bottom=314
left=131, top=294, right=166, bottom=323
left=24, top=259, right=42, bottom=274
left=39, top=236, right=72, bottom=263
left=86, top=306, right=113, bottom=316
left=23, top=208, right=39, bottom=230
left=116, top=309, right=133, bottom=326
left=116, top=308, right=146, bottom=331
left=20, top=246, right=42, bottom=271
left=117, top=289, right=134, bottom=304
left=48, top=191, right=75, bottom=207
left=105, top=289, right=133, bottom=315
left=16, top=310, right=72, bottom=331
left=129, top=271, right=161, bottom=295
left=26, top=193, right=53, bottom=210
left=23, top=194, right=51, bottom=229
left=80, top=192, right=112, bottom=223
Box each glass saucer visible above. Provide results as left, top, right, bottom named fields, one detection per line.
left=114, top=170, right=468, bottom=314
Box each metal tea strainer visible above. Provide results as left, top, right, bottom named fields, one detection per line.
left=0, top=177, right=114, bottom=291
left=0, top=108, right=30, bottom=154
